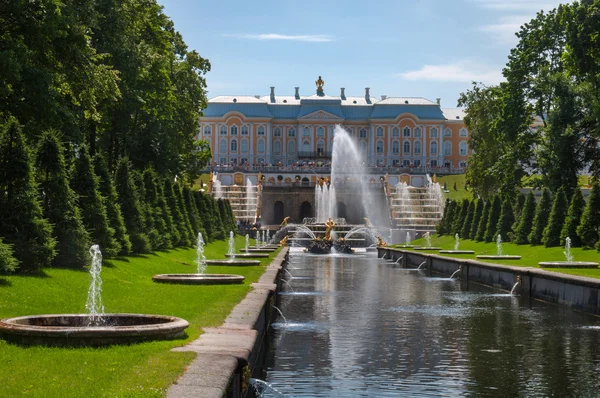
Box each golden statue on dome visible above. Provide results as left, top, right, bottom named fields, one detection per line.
left=315, top=76, right=325, bottom=89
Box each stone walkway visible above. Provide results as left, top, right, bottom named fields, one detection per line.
left=167, top=248, right=287, bottom=398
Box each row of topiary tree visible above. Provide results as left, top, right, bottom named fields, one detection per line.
left=437, top=180, right=600, bottom=250
left=0, top=119, right=236, bottom=273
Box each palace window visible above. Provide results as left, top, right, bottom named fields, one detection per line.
left=444, top=128, right=452, bottom=137
left=414, top=127, right=422, bottom=138
left=303, top=127, right=311, bottom=136
left=241, top=158, right=248, bottom=164
left=459, top=161, right=467, bottom=167
left=392, top=140, right=400, bottom=154
left=302, top=140, right=310, bottom=151
left=430, top=141, right=438, bottom=155
left=414, top=141, right=422, bottom=155
left=430, top=159, right=438, bottom=167
left=257, top=158, right=264, bottom=165
left=257, top=126, right=265, bottom=136
left=403, top=159, right=410, bottom=167
left=317, top=127, right=325, bottom=137
left=204, top=126, right=212, bottom=135
left=220, top=125, right=227, bottom=135
left=219, top=138, right=227, bottom=153
left=444, top=141, right=452, bottom=156
left=274, top=127, right=281, bottom=137
left=393, top=159, right=400, bottom=166
left=359, top=141, right=367, bottom=155
left=257, top=138, right=265, bottom=153
left=273, top=140, right=281, bottom=154
left=230, top=126, right=238, bottom=136
left=430, top=127, right=438, bottom=138
left=376, top=140, right=384, bottom=154
left=230, top=139, right=238, bottom=152
left=459, top=141, right=468, bottom=156
left=459, top=128, right=468, bottom=137
left=220, top=157, right=227, bottom=164
left=392, top=127, right=400, bottom=137
left=345, top=126, right=354, bottom=134
left=288, top=128, right=296, bottom=137
left=231, top=158, right=237, bottom=164
left=241, top=125, right=249, bottom=135
left=403, top=127, right=411, bottom=137
left=241, top=139, right=249, bottom=153
left=288, top=140, right=296, bottom=154
left=359, top=128, right=367, bottom=138
left=317, top=140, right=325, bottom=156
left=414, top=159, right=421, bottom=167
left=403, top=141, right=411, bottom=154
left=376, top=126, right=384, bottom=137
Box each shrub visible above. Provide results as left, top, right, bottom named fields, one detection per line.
left=452, top=199, right=469, bottom=236
left=475, top=199, right=491, bottom=242
left=194, top=191, right=214, bottom=242
left=561, top=188, right=585, bottom=247
left=143, top=169, right=172, bottom=249
left=514, top=191, right=536, bottom=244
left=175, top=182, right=195, bottom=244
left=542, top=186, right=568, bottom=247
left=461, top=200, right=475, bottom=239
left=469, top=199, right=483, bottom=240
left=529, top=188, right=552, bottom=245
left=484, top=195, right=501, bottom=242
left=0, top=238, right=18, bottom=273
left=496, top=197, right=515, bottom=242
left=577, top=180, right=600, bottom=249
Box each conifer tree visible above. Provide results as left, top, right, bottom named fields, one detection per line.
left=529, top=188, right=552, bottom=245
left=132, top=170, right=158, bottom=250
left=484, top=195, right=502, bottom=242
left=143, top=169, right=171, bottom=249
left=164, top=179, right=190, bottom=246
left=94, top=153, right=132, bottom=255
left=224, top=200, right=237, bottom=233
left=470, top=199, right=483, bottom=240
left=36, top=130, right=90, bottom=268
left=514, top=191, right=536, bottom=244
left=475, top=199, right=490, bottom=242
left=442, top=200, right=457, bottom=236
left=175, top=182, right=195, bottom=244
left=71, top=145, right=120, bottom=257
left=437, top=199, right=452, bottom=235
left=513, top=192, right=526, bottom=228
left=0, top=238, right=18, bottom=273
left=452, top=199, right=469, bottom=236
left=211, top=196, right=226, bottom=240
left=194, top=191, right=214, bottom=242
left=561, top=188, right=585, bottom=247
left=577, top=180, right=600, bottom=249
left=496, top=197, right=515, bottom=241
left=0, top=119, right=56, bottom=271
left=543, top=186, right=568, bottom=247
left=114, top=158, right=150, bottom=253
left=156, top=179, right=179, bottom=247
left=461, top=200, right=475, bottom=239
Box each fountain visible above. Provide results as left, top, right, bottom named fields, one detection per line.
left=207, top=231, right=262, bottom=265
left=476, top=234, right=522, bottom=260
left=439, top=233, right=475, bottom=254
left=510, top=275, right=522, bottom=295
left=246, top=178, right=258, bottom=224
left=307, top=217, right=353, bottom=254
left=154, top=233, right=246, bottom=284
left=249, top=378, right=284, bottom=397
left=212, top=173, right=223, bottom=200
left=245, top=234, right=249, bottom=251
left=227, top=231, right=270, bottom=259
left=449, top=265, right=462, bottom=279
left=413, top=232, right=442, bottom=251
left=539, top=237, right=599, bottom=268
left=0, top=245, right=189, bottom=346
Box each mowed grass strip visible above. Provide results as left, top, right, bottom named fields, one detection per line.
left=398, top=235, right=600, bottom=278
left=0, top=236, right=280, bottom=397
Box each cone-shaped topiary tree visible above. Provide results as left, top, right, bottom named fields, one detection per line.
left=175, top=182, right=195, bottom=245
left=224, top=200, right=237, bottom=233
left=94, top=153, right=132, bottom=255
left=475, top=199, right=491, bottom=242
left=513, top=192, right=526, bottom=230
left=561, top=188, right=585, bottom=247
left=131, top=170, right=158, bottom=251
left=436, top=199, right=452, bottom=236
left=194, top=191, right=214, bottom=242
left=514, top=191, right=536, bottom=244
left=211, top=196, right=226, bottom=240
left=156, top=178, right=179, bottom=248
left=484, top=195, right=502, bottom=242
left=461, top=200, right=475, bottom=239
left=0, top=238, right=18, bottom=273
left=35, top=129, right=90, bottom=268
left=496, top=197, right=515, bottom=242
left=0, top=119, right=56, bottom=271
left=452, top=199, right=470, bottom=236
left=183, top=186, right=202, bottom=236
left=143, top=169, right=171, bottom=249
left=529, top=188, right=552, bottom=245
left=114, top=158, right=150, bottom=253
left=543, top=186, right=568, bottom=247
left=441, top=200, right=457, bottom=236
left=164, top=179, right=190, bottom=247
left=71, top=145, right=120, bottom=257
left=470, top=199, right=483, bottom=240
left=577, top=179, right=600, bottom=249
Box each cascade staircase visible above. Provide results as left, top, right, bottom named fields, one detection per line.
left=214, top=185, right=260, bottom=222
left=389, top=185, right=443, bottom=233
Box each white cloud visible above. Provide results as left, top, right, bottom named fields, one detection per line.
left=477, top=15, right=531, bottom=46
left=470, top=0, right=561, bottom=11
left=224, top=33, right=335, bottom=43
left=398, top=61, right=504, bottom=85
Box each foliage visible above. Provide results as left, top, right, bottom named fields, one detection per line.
left=496, top=198, right=515, bottom=242
left=164, top=179, right=190, bottom=247
left=132, top=170, right=159, bottom=251
left=561, top=188, right=585, bottom=247
left=0, top=238, right=18, bottom=273
left=437, top=199, right=452, bottom=235
left=143, top=168, right=172, bottom=249
left=0, top=119, right=56, bottom=271
left=182, top=186, right=206, bottom=240
left=194, top=191, right=216, bottom=242
left=577, top=180, right=600, bottom=249
left=452, top=199, right=469, bottom=236
left=475, top=199, right=491, bottom=242
left=513, top=192, right=526, bottom=227
left=484, top=196, right=502, bottom=242
left=529, top=188, right=552, bottom=245
left=461, top=200, right=475, bottom=239
left=514, top=191, right=537, bottom=244
left=174, top=182, right=195, bottom=245
left=543, top=186, right=568, bottom=247
left=470, top=199, right=483, bottom=240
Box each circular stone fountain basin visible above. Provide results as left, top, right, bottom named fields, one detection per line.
left=538, top=261, right=598, bottom=269
left=0, top=313, right=188, bottom=347
left=240, top=248, right=276, bottom=253
left=153, top=274, right=244, bottom=284
left=439, top=250, right=475, bottom=254
left=413, top=247, right=443, bottom=251
left=205, top=259, right=261, bottom=266
left=476, top=255, right=522, bottom=260
left=225, top=253, right=270, bottom=259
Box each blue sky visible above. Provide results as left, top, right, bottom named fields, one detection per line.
left=158, top=0, right=565, bottom=107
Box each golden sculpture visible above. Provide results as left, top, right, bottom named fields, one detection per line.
left=280, top=216, right=291, bottom=227
left=324, top=217, right=335, bottom=241
left=280, top=236, right=289, bottom=247
left=432, top=174, right=437, bottom=183
left=315, top=75, right=325, bottom=90
left=376, top=236, right=387, bottom=248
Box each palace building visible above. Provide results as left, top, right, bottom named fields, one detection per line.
left=198, top=77, right=470, bottom=169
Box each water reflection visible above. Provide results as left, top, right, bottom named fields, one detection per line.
left=265, top=253, right=600, bottom=396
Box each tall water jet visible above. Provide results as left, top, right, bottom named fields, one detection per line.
left=212, top=173, right=223, bottom=200
left=228, top=231, right=235, bottom=261
left=195, top=233, right=207, bottom=274
left=85, top=245, right=104, bottom=325
left=539, top=236, right=597, bottom=268
left=440, top=232, right=475, bottom=254
left=245, top=234, right=250, bottom=252
left=425, top=232, right=432, bottom=248
left=564, top=237, right=573, bottom=262
left=246, top=178, right=258, bottom=223
left=263, top=230, right=267, bottom=246
left=496, top=234, right=504, bottom=256
left=406, top=231, right=411, bottom=246
left=315, top=183, right=336, bottom=224
left=454, top=233, right=460, bottom=251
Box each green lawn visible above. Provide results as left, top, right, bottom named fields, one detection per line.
left=436, top=174, right=472, bottom=201
left=0, top=236, right=279, bottom=397
left=398, top=235, right=600, bottom=278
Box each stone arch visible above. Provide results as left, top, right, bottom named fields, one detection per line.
left=299, top=201, right=313, bottom=221
left=274, top=201, right=284, bottom=225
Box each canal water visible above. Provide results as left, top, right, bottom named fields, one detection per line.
left=264, top=252, right=600, bottom=397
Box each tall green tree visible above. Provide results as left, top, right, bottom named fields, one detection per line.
left=497, top=198, right=515, bottom=242
left=577, top=180, right=600, bottom=249
left=461, top=200, right=475, bottom=239
left=543, top=186, right=568, bottom=247
left=529, top=189, right=552, bottom=245
left=143, top=168, right=171, bottom=249
left=114, top=158, right=150, bottom=253
left=35, top=129, right=90, bottom=268
left=71, top=145, right=120, bottom=257
left=452, top=199, right=470, bottom=237
left=561, top=188, right=585, bottom=247
left=174, top=182, right=195, bottom=245
left=0, top=119, right=56, bottom=271
left=470, top=199, right=483, bottom=240
left=484, top=196, right=502, bottom=242
left=164, top=179, right=190, bottom=246
left=514, top=191, right=537, bottom=244
left=131, top=170, right=159, bottom=250
left=0, top=239, right=18, bottom=273
left=475, top=200, right=491, bottom=242
left=183, top=186, right=205, bottom=239
left=194, top=191, right=214, bottom=242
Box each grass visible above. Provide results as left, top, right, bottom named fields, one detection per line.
left=521, top=174, right=592, bottom=188
left=435, top=174, right=472, bottom=201
left=397, top=235, right=600, bottom=278
left=0, top=236, right=279, bottom=397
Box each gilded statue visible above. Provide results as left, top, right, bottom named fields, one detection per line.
left=376, top=236, right=387, bottom=248
left=280, top=236, right=289, bottom=247
left=324, top=217, right=335, bottom=241
left=280, top=216, right=291, bottom=227
left=315, top=75, right=325, bottom=89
